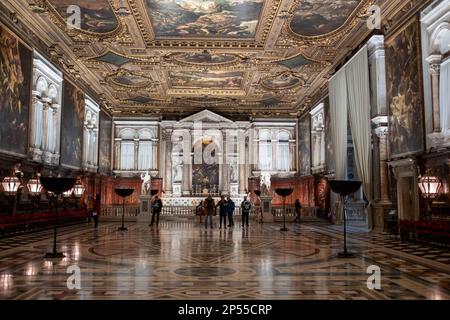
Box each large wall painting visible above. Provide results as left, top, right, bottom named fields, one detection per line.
left=145, top=0, right=265, bottom=38
left=47, top=0, right=119, bottom=34
left=61, top=80, right=84, bottom=168
left=169, top=71, right=243, bottom=89
left=385, top=18, right=424, bottom=158
left=99, top=110, right=112, bottom=174
left=298, top=114, right=311, bottom=176
left=192, top=141, right=219, bottom=193
left=0, top=25, right=32, bottom=156
left=324, top=98, right=334, bottom=173
left=289, top=0, right=361, bottom=37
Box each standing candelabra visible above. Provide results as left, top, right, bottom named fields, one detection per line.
left=40, top=177, right=76, bottom=259
left=114, top=188, right=134, bottom=231
left=274, top=188, right=294, bottom=232
left=328, top=180, right=362, bottom=258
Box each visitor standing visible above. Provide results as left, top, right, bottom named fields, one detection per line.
left=196, top=200, right=204, bottom=224
left=217, top=196, right=228, bottom=229
left=150, top=195, right=163, bottom=226
left=226, top=196, right=235, bottom=227
left=204, top=195, right=215, bottom=229
left=294, top=199, right=302, bottom=223
left=92, top=194, right=101, bottom=229
left=241, top=196, right=252, bottom=229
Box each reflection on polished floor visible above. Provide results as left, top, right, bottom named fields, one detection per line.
left=1, top=220, right=450, bottom=300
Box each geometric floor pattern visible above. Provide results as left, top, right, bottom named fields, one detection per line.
left=0, top=220, right=449, bottom=300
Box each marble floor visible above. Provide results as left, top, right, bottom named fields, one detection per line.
left=0, top=219, right=449, bottom=300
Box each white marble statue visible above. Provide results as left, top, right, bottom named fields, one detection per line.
left=173, top=157, right=183, bottom=182
left=260, top=172, right=271, bottom=196
left=230, top=163, right=238, bottom=182
left=140, top=171, right=151, bottom=195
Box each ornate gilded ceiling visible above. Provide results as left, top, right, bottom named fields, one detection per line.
left=0, top=0, right=428, bottom=119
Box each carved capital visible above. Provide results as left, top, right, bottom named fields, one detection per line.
left=427, top=54, right=443, bottom=74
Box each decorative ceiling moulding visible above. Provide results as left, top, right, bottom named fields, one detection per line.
left=167, top=51, right=241, bottom=67
left=285, top=0, right=376, bottom=45
left=32, top=0, right=128, bottom=44
left=85, top=49, right=159, bottom=67
left=260, top=71, right=307, bottom=91
left=105, top=69, right=154, bottom=89
left=128, top=0, right=283, bottom=49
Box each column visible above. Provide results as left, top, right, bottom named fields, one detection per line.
left=238, top=129, right=246, bottom=194
left=427, top=54, right=442, bottom=133
left=221, top=129, right=229, bottom=195
left=114, top=139, right=121, bottom=170
left=165, top=129, right=173, bottom=195
left=182, top=130, right=191, bottom=196
left=377, top=128, right=391, bottom=204
left=41, top=101, right=49, bottom=153
left=134, top=139, right=139, bottom=170
left=93, top=128, right=99, bottom=167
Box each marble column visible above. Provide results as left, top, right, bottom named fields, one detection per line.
left=182, top=130, right=191, bottom=196
left=114, top=139, right=121, bottom=170
left=221, top=130, right=229, bottom=195
left=238, top=130, right=246, bottom=194
left=134, top=139, right=139, bottom=170
left=164, top=129, right=173, bottom=195
left=427, top=54, right=442, bottom=133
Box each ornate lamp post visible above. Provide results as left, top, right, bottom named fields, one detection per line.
left=40, top=177, right=76, bottom=259
left=418, top=175, right=442, bottom=221
left=62, top=188, right=73, bottom=210
left=1, top=174, right=21, bottom=214
left=274, top=188, right=294, bottom=232
left=73, top=178, right=85, bottom=209
left=27, top=175, right=43, bottom=212
left=328, top=180, right=362, bottom=258
left=114, top=188, right=134, bottom=231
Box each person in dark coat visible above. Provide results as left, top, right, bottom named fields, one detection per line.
left=294, top=199, right=302, bottom=223
left=150, top=196, right=163, bottom=226
left=226, top=196, right=235, bottom=227
left=241, top=196, right=252, bottom=229
left=196, top=200, right=204, bottom=224
left=204, top=195, right=216, bottom=229
left=92, top=194, right=101, bottom=228
left=217, top=196, right=228, bottom=229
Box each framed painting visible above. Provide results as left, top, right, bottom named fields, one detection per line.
left=324, top=98, right=335, bottom=173
left=298, top=114, right=311, bottom=176
left=99, top=110, right=112, bottom=174
left=61, top=80, right=84, bottom=169
left=385, top=17, right=425, bottom=158
left=0, top=24, right=32, bottom=157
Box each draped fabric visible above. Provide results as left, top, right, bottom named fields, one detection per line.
left=120, top=141, right=134, bottom=170
left=329, top=68, right=348, bottom=180
left=440, top=59, right=450, bottom=133
left=346, top=45, right=373, bottom=203
left=329, top=45, right=373, bottom=227
left=138, top=141, right=153, bottom=170
left=277, top=141, right=289, bottom=171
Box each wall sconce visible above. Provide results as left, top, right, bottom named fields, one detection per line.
left=62, top=188, right=73, bottom=211
left=1, top=173, right=21, bottom=215
left=27, top=174, right=43, bottom=212
left=73, top=178, right=85, bottom=209
left=418, top=174, right=442, bottom=221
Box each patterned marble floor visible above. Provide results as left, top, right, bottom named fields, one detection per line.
left=0, top=219, right=449, bottom=300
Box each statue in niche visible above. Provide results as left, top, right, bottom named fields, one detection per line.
left=260, top=172, right=271, bottom=196
left=140, top=170, right=151, bottom=195
left=230, top=163, right=238, bottom=182
left=173, top=157, right=183, bottom=182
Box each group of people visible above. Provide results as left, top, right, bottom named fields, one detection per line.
left=88, top=193, right=303, bottom=229
left=196, top=195, right=253, bottom=229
